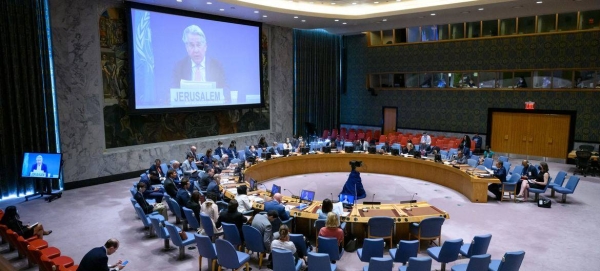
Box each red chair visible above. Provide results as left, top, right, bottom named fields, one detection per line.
left=5, top=229, right=38, bottom=258
left=357, top=133, right=365, bottom=140
left=340, top=128, right=347, bottom=137
left=321, top=130, right=330, bottom=140
left=0, top=224, right=9, bottom=246
left=17, top=236, right=52, bottom=267
left=373, top=130, right=381, bottom=141
left=347, top=133, right=356, bottom=141
left=40, top=255, right=75, bottom=271
left=378, top=135, right=387, bottom=143
left=357, top=129, right=364, bottom=134
left=28, top=245, right=62, bottom=267
left=388, top=135, right=397, bottom=144
left=331, top=129, right=338, bottom=139
left=470, top=140, right=476, bottom=151
left=400, top=137, right=408, bottom=147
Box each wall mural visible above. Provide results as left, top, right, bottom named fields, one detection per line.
left=342, top=31, right=600, bottom=142
left=99, top=8, right=269, bottom=149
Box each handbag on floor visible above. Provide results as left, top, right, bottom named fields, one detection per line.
left=537, top=197, right=551, bottom=208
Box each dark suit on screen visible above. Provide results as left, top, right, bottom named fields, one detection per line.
left=77, top=246, right=110, bottom=271
left=30, top=163, right=48, bottom=173
left=171, top=56, right=229, bottom=99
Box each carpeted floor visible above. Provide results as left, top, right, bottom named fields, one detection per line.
left=1, top=159, right=598, bottom=271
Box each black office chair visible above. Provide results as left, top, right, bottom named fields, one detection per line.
left=575, top=150, right=592, bottom=177
left=578, top=145, right=595, bottom=152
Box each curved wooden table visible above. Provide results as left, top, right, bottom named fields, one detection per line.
left=243, top=153, right=498, bottom=203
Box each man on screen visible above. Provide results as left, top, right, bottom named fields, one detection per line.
left=172, top=25, right=229, bottom=102
left=31, top=155, right=48, bottom=173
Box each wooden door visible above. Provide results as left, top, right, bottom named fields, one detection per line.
left=382, top=107, right=397, bottom=135
left=491, top=112, right=529, bottom=154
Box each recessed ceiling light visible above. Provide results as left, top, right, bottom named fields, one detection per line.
left=254, top=10, right=259, bottom=13
left=396, top=0, right=401, bottom=2
left=430, top=13, right=436, bottom=16
left=536, top=1, right=543, bottom=3
left=263, top=15, right=267, bottom=17
left=382, top=19, right=387, bottom=22
left=374, top=1, right=379, bottom=3
left=461, top=11, right=470, bottom=14
left=294, top=16, right=298, bottom=19
left=301, top=20, right=306, bottom=22
left=177, top=0, right=182, bottom=2
left=478, top=8, right=484, bottom=10
left=219, top=8, right=224, bottom=11
left=207, top=2, right=212, bottom=4
left=343, top=22, right=347, bottom=24
left=335, top=19, right=339, bottom=21
left=352, top=2, right=357, bottom=4
left=331, top=2, right=336, bottom=4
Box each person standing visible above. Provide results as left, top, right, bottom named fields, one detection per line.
left=77, top=239, right=125, bottom=271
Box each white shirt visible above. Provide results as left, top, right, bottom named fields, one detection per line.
left=421, top=135, right=431, bottom=145
left=235, top=194, right=252, bottom=212
left=271, top=240, right=296, bottom=254
left=191, top=58, right=206, bottom=82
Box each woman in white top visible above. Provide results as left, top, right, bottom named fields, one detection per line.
left=234, top=185, right=252, bottom=213
left=200, top=192, right=222, bottom=234
left=271, top=225, right=298, bottom=260
left=282, top=138, right=293, bottom=150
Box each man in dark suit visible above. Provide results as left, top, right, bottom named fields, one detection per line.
left=214, top=141, right=227, bottom=157
left=163, top=169, right=178, bottom=199
left=30, top=155, right=48, bottom=174
left=176, top=179, right=191, bottom=212
left=488, top=160, right=507, bottom=200
left=77, top=239, right=124, bottom=271
left=134, top=182, right=155, bottom=214
left=172, top=25, right=229, bottom=101
left=148, top=159, right=164, bottom=184
left=263, top=193, right=290, bottom=221
left=216, top=199, right=248, bottom=241
left=197, top=168, right=215, bottom=192
left=268, top=141, right=282, bottom=156
left=138, top=173, right=164, bottom=203
left=245, top=145, right=259, bottom=161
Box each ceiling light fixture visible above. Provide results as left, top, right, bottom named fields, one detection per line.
left=254, top=10, right=259, bottom=13
left=478, top=8, right=484, bottom=10
left=294, top=16, right=298, bottom=18
left=177, top=0, right=182, bottom=2
left=263, top=15, right=267, bottom=17
left=352, top=2, right=357, bottom=4
left=335, top=19, right=339, bottom=21
left=343, top=22, right=347, bottom=24
left=536, top=1, right=543, bottom=3
left=331, top=2, right=336, bottom=4
left=207, top=2, right=212, bottom=4
left=301, top=20, right=306, bottom=22
left=219, top=8, right=224, bottom=11
left=374, top=1, right=379, bottom=3
left=430, top=13, right=436, bottom=16
left=382, top=19, right=387, bottom=21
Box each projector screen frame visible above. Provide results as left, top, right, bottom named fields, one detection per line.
left=125, top=2, right=265, bottom=114
left=21, top=152, right=64, bottom=180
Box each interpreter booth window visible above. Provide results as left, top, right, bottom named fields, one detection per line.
left=595, top=71, right=600, bottom=88
left=405, top=73, right=420, bottom=88
left=579, top=10, right=600, bottom=30
left=394, top=28, right=407, bottom=43
left=382, top=30, right=394, bottom=45
left=533, top=71, right=553, bottom=88
left=500, top=18, right=517, bottom=36
left=518, top=16, right=536, bottom=34
left=552, top=71, right=573, bottom=88
left=497, top=72, right=514, bottom=88
left=450, top=23, right=465, bottom=39
left=421, top=25, right=438, bottom=41
left=449, top=72, right=477, bottom=88
left=369, top=31, right=382, bottom=46
left=393, top=74, right=405, bottom=88
left=466, top=21, right=481, bottom=38
left=482, top=20, right=499, bottom=37
left=380, top=74, right=395, bottom=88
left=557, top=12, right=578, bottom=32
left=537, top=14, right=557, bottom=33
left=432, top=73, right=448, bottom=88
left=479, top=72, right=499, bottom=88
left=407, top=27, right=421, bottom=43
left=513, top=72, right=532, bottom=88
left=420, top=73, right=433, bottom=88
left=574, top=71, right=596, bottom=88
left=437, top=25, right=450, bottom=40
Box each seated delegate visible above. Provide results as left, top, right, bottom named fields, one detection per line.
left=0, top=206, right=52, bottom=239
left=216, top=199, right=248, bottom=241
left=318, top=212, right=344, bottom=255
left=517, top=162, right=549, bottom=202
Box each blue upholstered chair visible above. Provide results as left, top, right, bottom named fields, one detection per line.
left=488, top=251, right=525, bottom=271
left=314, top=219, right=326, bottom=244
left=389, top=240, right=419, bottom=265
left=199, top=213, right=222, bottom=242
left=503, top=162, right=511, bottom=174
left=409, top=216, right=445, bottom=251
left=216, top=201, right=228, bottom=212
left=307, top=252, right=336, bottom=271
left=194, top=233, right=217, bottom=271
left=357, top=238, right=385, bottom=262
left=242, top=225, right=267, bottom=268
left=427, top=238, right=463, bottom=271
left=362, top=256, right=393, bottom=271
left=451, top=253, right=491, bottom=271
left=221, top=222, right=243, bottom=251
left=498, top=156, right=508, bottom=163
left=368, top=216, right=394, bottom=248
left=470, top=155, right=479, bottom=162
left=282, top=217, right=294, bottom=230
left=554, top=175, right=580, bottom=203
left=164, top=221, right=196, bottom=260
left=317, top=236, right=344, bottom=262
left=528, top=176, right=552, bottom=201
left=272, top=248, right=303, bottom=271
left=483, top=158, right=493, bottom=169
left=215, top=239, right=250, bottom=271
left=237, top=150, right=246, bottom=161
left=398, top=257, right=432, bottom=271
left=168, top=197, right=186, bottom=227
left=501, top=173, right=521, bottom=202
left=460, top=234, right=492, bottom=258
left=510, top=165, right=524, bottom=176
left=160, top=163, right=169, bottom=176
left=133, top=204, right=155, bottom=237
left=181, top=207, right=200, bottom=231
left=548, top=171, right=567, bottom=197
left=289, top=234, right=309, bottom=259
left=149, top=215, right=171, bottom=249
left=440, top=150, right=449, bottom=159
left=467, top=159, right=478, bottom=168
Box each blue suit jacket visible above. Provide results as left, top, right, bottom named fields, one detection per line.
left=31, top=163, right=48, bottom=173
left=263, top=200, right=289, bottom=221
left=176, top=188, right=190, bottom=211
left=214, top=147, right=227, bottom=157
left=77, top=246, right=109, bottom=271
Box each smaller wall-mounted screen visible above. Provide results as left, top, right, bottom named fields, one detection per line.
left=21, top=153, right=62, bottom=179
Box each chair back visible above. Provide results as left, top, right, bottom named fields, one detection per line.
left=467, top=159, right=478, bottom=168
left=498, top=156, right=508, bottom=162
left=160, top=163, right=169, bottom=176
left=467, top=234, right=492, bottom=256
left=308, top=252, right=335, bottom=271
left=200, top=213, right=216, bottom=238
left=437, top=238, right=463, bottom=262
left=272, top=248, right=298, bottom=271
left=164, top=221, right=184, bottom=246
left=496, top=251, right=526, bottom=271
left=576, top=150, right=592, bottom=161
left=221, top=222, right=242, bottom=248
left=289, top=233, right=308, bottom=256
left=217, top=201, right=228, bottom=212
left=317, top=236, right=343, bottom=261
left=133, top=204, right=152, bottom=227
left=470, top=155, right=479, bottom=162
left=366, top=257, right=393, bottom=271
left=359, top=238, right=384, bottom=261
left=195, top=233, right=217, bottom=259
left=506, top=173, right=520, bottom=184
left=503, top=162, right=511, bottom=173
left=551, top=171, right=567, bottom=187
left=149, top=215, right=169, bottom=239
left=511, top=165, right=523, bottom=176
left=394, top=240, right=419, bottom=264
left=564, top=175, right=581, bottom=191
left=242, top=225, right=266, bottom=253
left=579, top=145, right=595, bottom=151
left=368, top=216, right=394, bottom=237
left=182, top=207, right=200, bottom=230
left=405, top=257, right=432, bottom=271
left=282, top=217, right=294, bottom=229
left=483, top=158, right=493, bottom=169
left=215, top=239, right=243, bottom=269
left=169, top=198, right=183, bottom=219
left=129, top=187, right=136, bottom=197
left=314, top=219, right=326, bottom=242
left=464, top=254, right=491, bottom=271
left=417, top=217, right=445, bottom=238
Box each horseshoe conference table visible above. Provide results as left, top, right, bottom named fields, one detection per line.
left=243, top=153, right=499, bottom=203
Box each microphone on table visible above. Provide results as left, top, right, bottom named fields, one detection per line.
left=284, top=188, right=299, bottom=199
left=371, top=193, right=376, bottom=209
left=411, top=193, right=418, bottom=207
left=330, top=192, right=334, bottom=202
